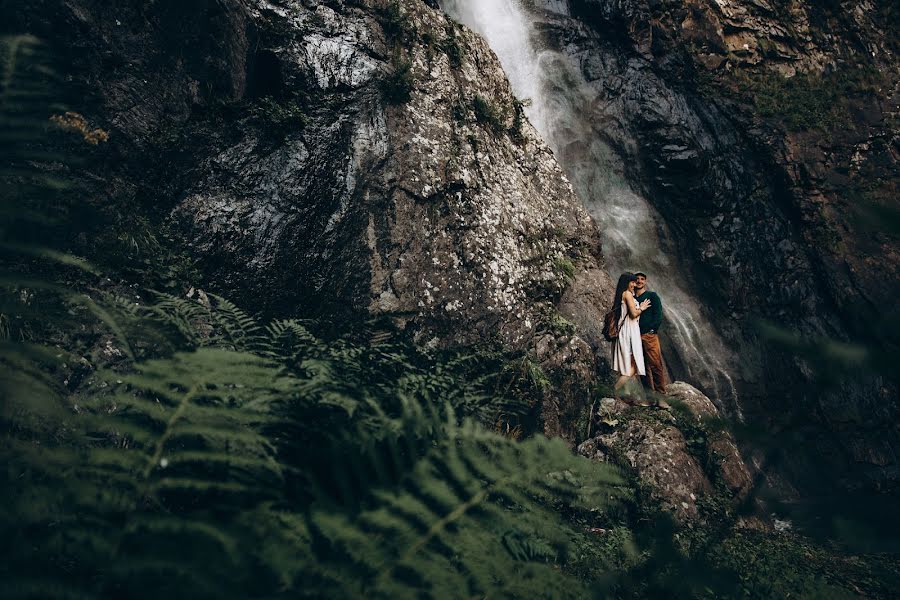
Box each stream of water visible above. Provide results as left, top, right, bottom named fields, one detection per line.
left=441, top=0, right=742, bottom=416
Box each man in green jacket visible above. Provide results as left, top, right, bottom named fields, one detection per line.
left=634, top=272, right=669, bottom=406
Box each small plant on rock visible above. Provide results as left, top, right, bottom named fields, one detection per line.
left=380, top=59, right=414, bottom=105
left=466, top=132, right=480, bottom=153
left=472, top=93, right=507, bottom=135
left=441, top=25, right=464, bottom=68
left=509, top=97, right=531, bottom=143
left=249, top=96, right=306, bottom=130
left=553, top=256, right=577, bottom=282
left=377, top=0, right=414, bottom=43
left=547, top=312, right=576, bottom=337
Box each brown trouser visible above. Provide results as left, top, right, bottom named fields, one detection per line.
left=641, top=333, right=667, bottom=393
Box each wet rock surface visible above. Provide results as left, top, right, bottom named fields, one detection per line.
left=7, top=0, right=614, bottom=440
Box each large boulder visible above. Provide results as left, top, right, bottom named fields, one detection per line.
left=579, top=407, right=713, bottom=522
left=666, top=382, right=753, bottom=498
left=578, top=383, right=754, bottom=523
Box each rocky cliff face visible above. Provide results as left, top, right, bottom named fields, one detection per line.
left=564, top=0, right=898, bottom=343
left=523, top=0, right=898, bottom=486
left=7, top=0, right=616, bottom=441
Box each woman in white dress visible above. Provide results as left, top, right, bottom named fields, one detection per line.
left=611, top=272, right=652, bottom=399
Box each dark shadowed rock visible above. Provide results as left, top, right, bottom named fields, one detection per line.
left=535, top=332, right=597, bottom=442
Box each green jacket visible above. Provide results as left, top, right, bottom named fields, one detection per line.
left=635, top=290, right=662, bottom=334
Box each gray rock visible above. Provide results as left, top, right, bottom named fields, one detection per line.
left=582, top=417, right=712, bottom=522
left=579, top=382, right=755, bottom=523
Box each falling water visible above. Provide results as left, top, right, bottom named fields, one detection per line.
left=441, top=0, right=742, bottom=416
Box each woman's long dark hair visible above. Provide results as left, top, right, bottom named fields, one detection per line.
left=611, top=272, right=637, bottom=316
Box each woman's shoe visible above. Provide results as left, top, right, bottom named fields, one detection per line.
left=654, top=399, right=672, bottom=410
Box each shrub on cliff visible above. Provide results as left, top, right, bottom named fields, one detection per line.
left=379, top=58, right=414, bottom=105
left=472, top=93, right=507, bottom=134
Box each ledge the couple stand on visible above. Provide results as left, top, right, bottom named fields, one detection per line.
left=605, top=271, right=670, bottom=409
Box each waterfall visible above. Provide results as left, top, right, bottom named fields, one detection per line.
left=441, top=0, right=742, bottom=417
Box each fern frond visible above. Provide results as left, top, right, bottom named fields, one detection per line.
left=207, top=293, right=265, bottom=350
left=302, top=420, right=627, bottom=597
left=0, top=242, right=99, bottom=273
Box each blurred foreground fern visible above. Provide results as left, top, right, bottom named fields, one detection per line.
left=0, top=297, right=629, bottom=598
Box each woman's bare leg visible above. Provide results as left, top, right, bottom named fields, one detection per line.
left=629, top=356, right=651, bottom=406
left=614, top=349, right=638, bottom=400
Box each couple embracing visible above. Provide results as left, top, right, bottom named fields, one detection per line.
left=609, top=271, right=669, bottom=408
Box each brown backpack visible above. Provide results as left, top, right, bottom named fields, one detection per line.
left=602, top=307, right=620, bottom=342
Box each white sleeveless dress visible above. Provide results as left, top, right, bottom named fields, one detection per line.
left=613, top=298, right=645, bottom=376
